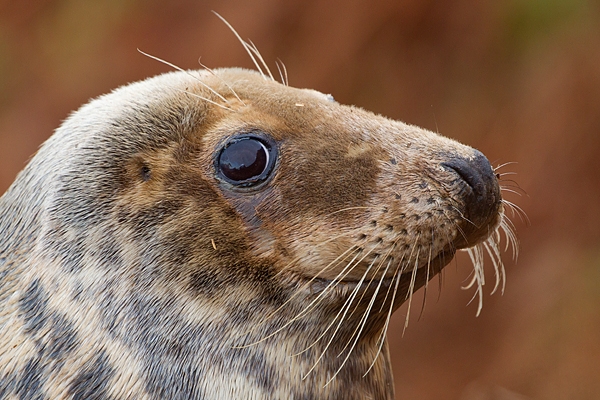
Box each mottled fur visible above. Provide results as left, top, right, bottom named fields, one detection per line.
left=0, top=68, right=507, bottom=399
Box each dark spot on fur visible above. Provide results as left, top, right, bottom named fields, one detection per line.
left=43, top=218, right=123, bottom=273
left=20, top=280, right=49, bottom=334
left=243, top=349, right=276, bottom=391
left=15, top=358, right=47, bottom=400
left=389, top=158, right=397, bottom=165
left=427, top=196, right=435, bottom=204
left=42, top=227, right=85, bottom=272
left=96, top=227, right=123, bottom=269
left=125, top=199, right=184, bottom=233
left=45, top=315, right=79, bottom=360
left=19, top=280, right=80, bottom=372
left=189, top=269, right=226, bottom=297
left=68, top=351, right=116, bottom=400
left=117, top=294, right=211, bottom=399
left=140, top=165, right=152, bottom=181
left=419, top=181, right=428, bottom=189
left=411, top=197, right=419, bottom=203
left=394, top=193, right=401, bottom=200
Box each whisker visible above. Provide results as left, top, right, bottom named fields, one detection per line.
left=483, top=239, right=504, bottom=295
left=366, top=256, right=406, bottom=375
left=233, top=245, right=362, bottom=348
left=500, top=187, right=524, bottom=197
left=301, top=247, right=381, bottom=380
left=180, top=90, right=234, bottom=112
left=463, top=245, right=485, bottom=316
left=496, top=171, right=518, bottom=177
left=275, top=60, right=286, bottom=86
left=493, top=161, right=518, bottom=171
left=197, top=57, right=246, bottom=105
left=377, top=239, right=403, bottom=313
left=138, top=49, right=230, bottom=104
left=450, top=205, right=477, bottom=229
left=246, top=39, right=275, bottom=81
left=212, top=11, right=269, bottom=80
left=232, top=233, right=363, bottom=343
left=336, top=248, right=394, bottom=357
left=499, top=214, right=519, bottom=260
left=418, top=234, right=434, bottom=321
left=277, top=58, right=289, bottom=86
left=501, top=199, right=530, bottom=225
left=403, top=242, right=421, bottom=334
left=293, top=249, right=378, bottom=357
left=325, top=259, right=389, bottom=385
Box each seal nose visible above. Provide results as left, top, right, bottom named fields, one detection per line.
left=441, top=150, right=501, bottom=246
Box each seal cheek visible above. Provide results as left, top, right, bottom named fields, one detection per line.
left=279, top=146, right=382, bottom=216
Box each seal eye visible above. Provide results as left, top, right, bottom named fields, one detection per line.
left=217, top=136, right=276, bottom=186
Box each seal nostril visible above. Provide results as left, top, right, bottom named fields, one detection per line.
left=440, top=150, right=501, bottom=244
left=441, top=150, right=495, bottom=195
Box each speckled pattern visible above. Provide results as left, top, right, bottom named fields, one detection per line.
left=0, top=68, right=504, bottom=399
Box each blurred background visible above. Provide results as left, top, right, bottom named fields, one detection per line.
left=1, top=1, right=599, bottom=398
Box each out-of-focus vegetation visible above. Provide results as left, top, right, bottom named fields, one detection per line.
left=1, top=1, right=599, bottom=398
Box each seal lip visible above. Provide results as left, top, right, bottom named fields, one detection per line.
left=213, top=130, right=279, bottom=191
left=297, top=248, right=457, bottom=297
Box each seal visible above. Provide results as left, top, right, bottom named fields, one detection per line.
left=0, top=55, right=515, bottom=399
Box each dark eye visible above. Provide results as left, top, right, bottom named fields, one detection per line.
left=216, top=135, right=276, bottom=187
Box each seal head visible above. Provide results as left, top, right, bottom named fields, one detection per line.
left=0, top=68, right=509, bottom=399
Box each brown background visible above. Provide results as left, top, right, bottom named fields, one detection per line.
left=1, top=1, right=599, bottom=399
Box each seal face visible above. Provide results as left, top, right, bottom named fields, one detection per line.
left=0, top=67, right=515, bottom=399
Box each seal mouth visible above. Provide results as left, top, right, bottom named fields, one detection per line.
left=304, top=248, right=457, bottom=299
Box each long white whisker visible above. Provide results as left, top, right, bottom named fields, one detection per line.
left=197, top=58, right=246, bottom=105
left=337, top=247, right=394, bottom=357
left=246, top=39, right=275, bottom=81
left=500, top=187, right=524, bottom=196
left=326, top=260, right=389, bottom=385
left=212, top=11, right=268, bottom=80
left=483, top=239, right=504, bottom=295
left=501, top=199, right=530, bottom=225
left=138, top=49, right=230, bottom=104
left=493, top=161, right=518, bottom=171
left=234, top=246, right=362, bottom=348
left=463, top=245, right=485, bottom=316
left=180, top=90, right=234, bottom=112
left=403, top=242, right=421, bottom=334
left=367, top=255, right=407, bottom=374
left=418, top=235, right=434, bottom=321
left=301, top=247, right=381, bottom=380
left=291, top=250, right=370, bottom=357
left=277, top=58, right=289, bottom=86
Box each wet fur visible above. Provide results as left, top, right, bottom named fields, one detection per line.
left=0, top=65, right=516, bottom=399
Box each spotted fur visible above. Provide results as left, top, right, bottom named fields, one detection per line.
left=0, top=68, right=513, bottom=399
